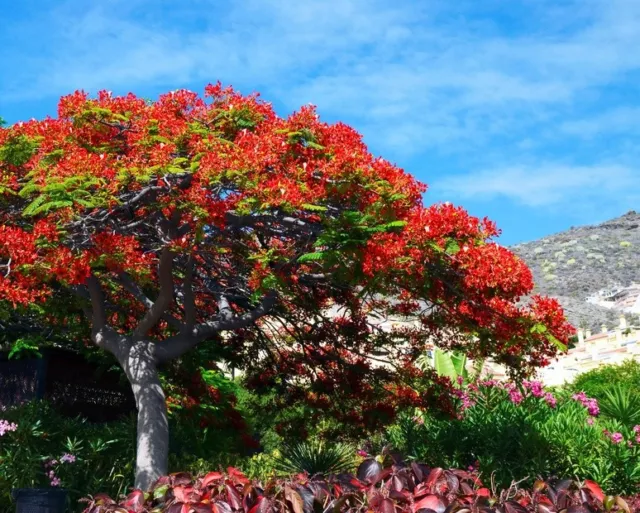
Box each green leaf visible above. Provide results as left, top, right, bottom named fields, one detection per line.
left=301, top=203, right=328, bottom=212
left=445, top=240, right=460, bottom=255
left=546, top=332, right=566, bottom=351
left=297, top=252, right=325, bottom=263
left=433, top=348, right=468, bottom=381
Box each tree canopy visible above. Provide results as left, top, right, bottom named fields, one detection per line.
left=0, top=85, right=573, bottom=488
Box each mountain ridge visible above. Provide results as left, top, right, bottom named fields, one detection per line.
left=510, top=210, right=640, bottom=330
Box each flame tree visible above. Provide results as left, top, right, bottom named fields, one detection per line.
left=0, top=85, right=572, bottom=489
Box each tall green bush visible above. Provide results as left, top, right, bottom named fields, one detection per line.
left=570, top=360, right=640, bottom=400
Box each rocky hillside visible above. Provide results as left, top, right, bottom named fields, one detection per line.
left=511, top=211, right=640, bottom=330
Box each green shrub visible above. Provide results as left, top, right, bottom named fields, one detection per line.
left=385, top=380, right=640, bottom=495
left=0, top=402, right=135, bottom=512
left=0, top=400, right=256, bottom=512
left=273, top=440, right=356, bottom=476
left=570, top=360, right=640, bottom=400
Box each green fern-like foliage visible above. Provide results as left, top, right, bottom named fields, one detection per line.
left=273, top=440, right=356, bottom=476
left=20, top=175, right=109, bottom=216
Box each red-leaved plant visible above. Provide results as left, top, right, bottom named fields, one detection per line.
left=82, top=458, right=631, bottom=513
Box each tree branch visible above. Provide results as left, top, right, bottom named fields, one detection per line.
left=117, top=272, right=182, bottom=330
left=87, top=275, right=107, bottom=333
left=133, top=247, right=174, bottom=340
left=153, top=291, right=278, bottom=363
left=181, top=255, right=196, bottom=333
left=85, top=275, right=125, bottom=356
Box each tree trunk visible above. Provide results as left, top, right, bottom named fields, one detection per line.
left=123, top=342, right=169, bottom=491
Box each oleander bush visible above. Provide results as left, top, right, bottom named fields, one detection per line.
left=0, top=398, right=253, bottom=512
left=384, top=379, right=640, bottom=495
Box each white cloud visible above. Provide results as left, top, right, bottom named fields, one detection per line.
left=3, top=0, right=640, bottom=163
left=561, top=107, right=640, bottom=138
left=432, top=164, right=638, bottom=207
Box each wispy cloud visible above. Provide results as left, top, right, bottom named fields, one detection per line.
left=432, top=164, right=637, bottom=207
left=561, top=107, right=640, bottom=139
left=2, top=0, right=639, bottom=241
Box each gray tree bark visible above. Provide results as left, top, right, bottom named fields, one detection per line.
left=123, top=342, right=169, bottom=491
left=85, top=271, right=276, bottom=490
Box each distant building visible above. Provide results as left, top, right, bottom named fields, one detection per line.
left=586, top=283, right=640, bottom=314
left=478, top=315, right=640, bottom=386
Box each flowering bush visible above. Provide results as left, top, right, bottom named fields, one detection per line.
left=0, top=402, right=135, bottom=512
left=82, top=459, right=630, bottom=513
left=386, top=379, right=640, bottom=495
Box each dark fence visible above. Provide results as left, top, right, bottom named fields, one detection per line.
left=0, top=348, right=136, bottom=422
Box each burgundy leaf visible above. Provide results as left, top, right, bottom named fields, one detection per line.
left=389, top=490, right=410, bottom=503
left=123, top=490, right=145, bottom=513
left=226, top=484, right=243, bottom=510
left=566, top=506, right=592, bottom=513
left=322, top=495, right=351, bottom=513
left=173, top=486, right=188, bottom=503
left=172, top=473, right=194, bottom=486
left=392, top=476, right=405, bottom=492
left=295, top=485, right=315, bottom=513
left=213, top=501, right=234, bottom=513
left=166, top=503, right=189, bottom=513
left=249, top=497, right=275, bottom=513
left=357, top=459, right=383, bottom=483
left=414, top=494, right=446, bottom=513
left=459, top=483, right=473, bottom=495
left=412, top=463, right=425, bottom=482
left=227, top=467, right=250, bottom=485
left=425, top=469, right=444, bottom=493
left=504, top=500, right=529, bottom=513
left=202, top=472, right=225, bottom=488
left=379, top=498, right=397, bottom=513
left=192, top=503, right=214, bottom=513
left=445, top=474, right=459, bottom=495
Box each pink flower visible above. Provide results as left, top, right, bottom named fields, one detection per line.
left=572, top=392, right=587, bottom=402
left=572, top=392, right=599, bottom=416
left=508, top=389, right=524, bottom=405
left=50, top=477, right=61, bottom=487
left=357, top=450, right=368, bottom=457
left=456, top=376, right=464, bottom=385
left=0, top=420, right=17, bottom=436
left=586, top=417, right=595, bottom=426
left=586, top=400, right=600, bottom=416
left=60, top=453, right=76, bottom=464
left=609, top=432, right=624, bottom=444
left=633, top=425, right=640, bottom=435
left=543, top=393, right=557, bottom=408
left=524, top=380, right=545, bottom=398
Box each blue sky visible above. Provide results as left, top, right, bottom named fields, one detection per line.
left=1, top=0, right=639, bottom=244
